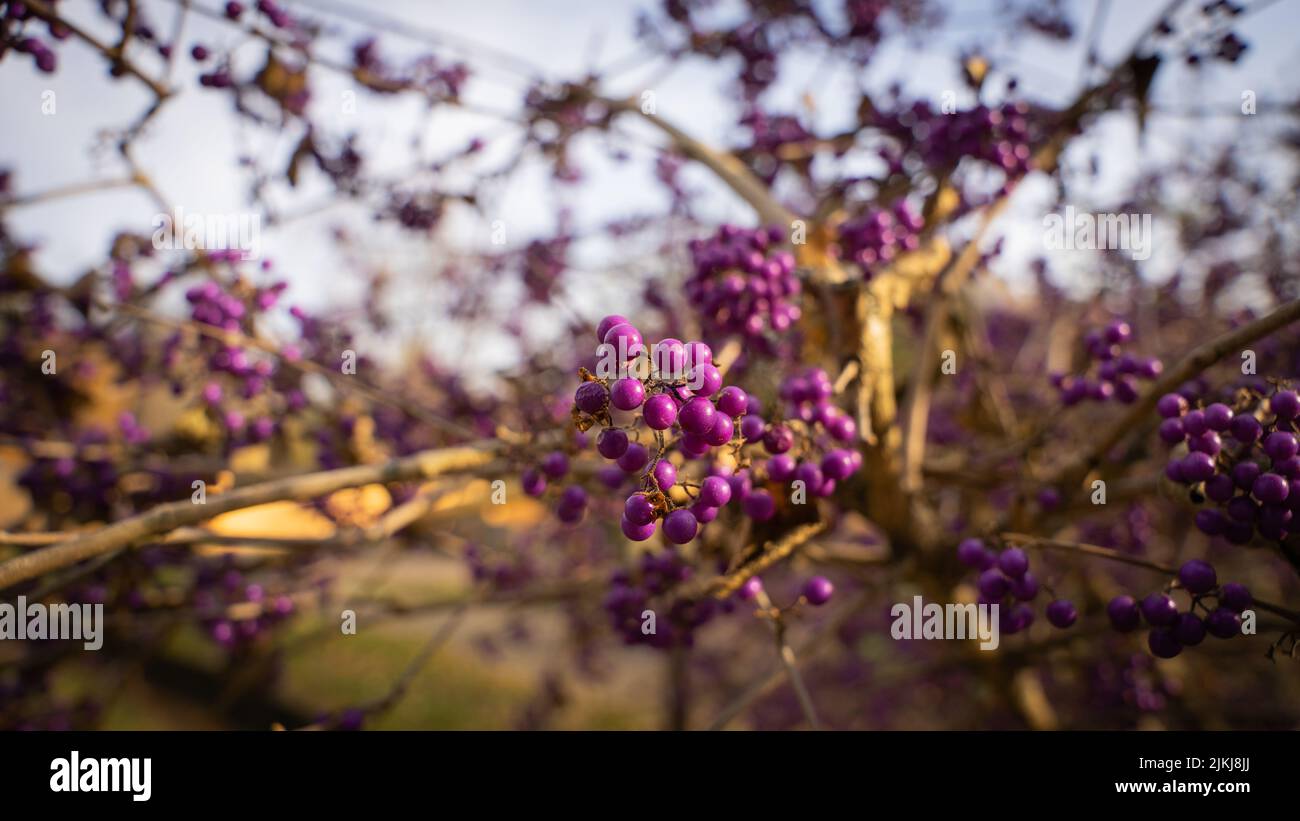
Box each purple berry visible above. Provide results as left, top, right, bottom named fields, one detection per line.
left=978, top=569, right=1008, bottom=599
left=1269, top=389, right=1299, bottom=421
left=1264, top=431, right=1298, bottom=462
left=1177, top=559, right=1216, bottom=594
left=609, top=377, right=645, bottom=411
left=957, top=538, right=994, bottom=569
left=737, top=576, right=763, bottom=601
left=1046, top=599, right=1077, bottom=628
left=803, top=576, right=834, bottom=606
left=1140, top=593, right=1178, bottom=626
left=1107, top=595, right=1141, bottom=632
left=624, top=494, right=655, bottom=526
left=643, top=393, right=678, bottom=430
left=596, top=314, right=629, bottom=342
left=997, top=547, right=1029, bottom=578
left=742, top=489, right=776, bottom=521
left=1252, top=472, right=1290, bottom=505
left=575, top=381, right=608, bottom=414
left=1229, top=414, right=1262, bottom=443
left=617, top=442, right=649, bottom=473
left=621, top=514, right=656, bottom=541
left=1172, top=612, right=1206, bottom=646
left=596, top=428, right=629, bottom=459
left=1147, top=628, right=1182, bottom=659
left=1156, top=393, right=1188, bottom=418
left=661, top=509, right=699, bottom=544
left=1219, top=582, right=1251, bottom=613
left=698, top=475, right=731, bottom=507
left=678, top=396, right=716, bottom=436
left=540, top=451, right=569, bottom=480
left=1204, top=607, right=1241, bottom=639
left=717, top=386, right=748, bottom=417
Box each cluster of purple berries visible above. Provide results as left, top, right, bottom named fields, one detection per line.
left=762, top=368, right=864, bottom=497
left=1052, top=320, right=1163, bottom=405
left=602, top=550, right=717, bottom=648
left=1105, top=560, right=1252, bottom=659
left=574, top=316, right=749, bottom=544
left=957, top=539, right=1048, bottom=634
left=520, top=450, right=588, bottom=525
left=872, top=100, right=1035, bottom=182
left=1160, top=387, right=1299, bottom=543
left=684, top=225, right=801, bottom=351
left=835, top=201, right=924, bottom=276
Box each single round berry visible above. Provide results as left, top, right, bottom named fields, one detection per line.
left=1172, top=612, right=1206, bottom=646
left=1140, top=593, right=1178, bottom=627
left=617, top=442, right=649, bottom=473
left=661, top=509, right=699, bottom=544
left=1179, top=452, right=1216, bottom=483
left=794, top=461, right=823, bottom=491
left=596, top=428, right=629, bottom=459
left=739, top=414, right=765, bottom=441
left=689, top=363, right=723, bottom=396
left=819, top=449, right=854, bottom=482
left=1182, top=410, right=1207, bottom=436
left=803, top=576, right=834, bottom=606
left=1204, top=607, right=1242, bottom=639
left=692, top=503, right=719, bottom=523
left=522, top=469, right=546, bottom=497
left=1264, top=431, right=1298, bottom=462
left=596, top=314, right=629, bottom=342
left=540, top=451, right=569, bottom=480
left=957, top=538, right=994, bottom=570
left=762, top=424, right=794, bottom=454
left=1009, top=572, right=1039, bottom=601
left=742, top=489, right=776, bottom=521
left=1219, top=582, right=1252, bottom=613
left=977, top=569, right=1008, bottom=599
left=1232, top=461, right=1261, bottom=490
left=1204, top=473, right=1236, bottom=503
left=624, top=494, right=655, bottom=526
left=698, top=475, right=732, bottom=507
left=1229, top=414, right=1262, bottom=443
left=684, top=341, right=712, bottom=368
left=997, top=547, right=1029, bottom=578
left=1046, top=599, right=1077, bottom=629
left=602, top=323, right=644, bottom=359
left=1156, top=393, right=1188, bottom=418
left=1177, top=559, right=1217, bottom=595
left=678, top=396, right=716, bottom=436
left=766, top=454, right=796, bottom=482
left=652, top=459, right=677, bottom=490
left=575, top=381, right=608, bottom=414
left=1269, top=389, right=1300, bottom=421
left=1194, top=508, right=1227, bottom=536
left=642, top=393, right=678, bottom=430
left=609, top=377, right=645, bottom=411
left=1147, top=628, right=1182, bottom=659
left=737, top=576, right=763, bottom=601
left=1158, top=418, right=1186, bottom=445
left=1107, top=595, right=1141, bottom=632
left=717, top=386, right=748, bottom=418
left=1203, top=403, right=1233, bottom=431
left=621, top=514, right=656, bottom=541
left=1252, top=472, right=1290, bottom=505
left=704, top=411, right=735, bottom=446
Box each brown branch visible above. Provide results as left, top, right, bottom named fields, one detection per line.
left=1050, top=297, right=1300, bottom=491
left=23, top=0, right=171, bottom=98
left=1002, top=532, right=1300, bottom=624
left=0, top=443, right=504, bottom=591
left=595, top=93, right=797, bottom=228
left=689, top=521, right=828, bottom=601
